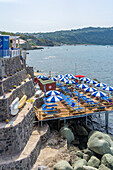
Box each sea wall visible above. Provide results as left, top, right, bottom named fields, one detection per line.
left=1, top=69, right=27, bottom=94
left=0, top=124, right=50, bottom=170
left=0, top=80, right=35, bottom=122
left=4, top=56, right=23, bottom=76
left=0, top=95, right=44, bottom=156
left=26, top=66, right=34, bottom=81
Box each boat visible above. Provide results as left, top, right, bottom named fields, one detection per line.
left=35, top=83, right=40, bottom=90
left=10, top=97, right=19, bottom=116
left=35, top=90, right=42, bottom=97
left=19, top=95, right=27, bottom=109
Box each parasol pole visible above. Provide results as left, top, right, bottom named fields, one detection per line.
left=75, top=63, right=77, bottom=75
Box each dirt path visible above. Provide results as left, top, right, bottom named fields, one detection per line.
left=32, top=130, right=78, bottom=169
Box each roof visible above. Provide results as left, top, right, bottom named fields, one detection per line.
left=38, top=78, right=55, bottom=85
left=9, top=36, right=20, bottom=40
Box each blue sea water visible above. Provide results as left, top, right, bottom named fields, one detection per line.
left=27, top=45, right=113, bottom=134
left=27, top=45, right=113, bottom=86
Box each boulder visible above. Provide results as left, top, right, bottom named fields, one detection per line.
left=74, top=159, right=87, bottom=170
left=101, top=154, right=113, bottom=169
left=60, top=125, right=75, bottom=144
left=87, top=131, right=113, bottom=155
left=83, top=165, right=98, bottom=170
left=75, top=125, right=88, bottom=136
left=83, top=149, right=94, bottom=158
left=99, top=164, right=110, bottom=170
left=76, top=151, right=83, bottom=158
left=83, top=153, right=90, bottom=161
left=88, top=156, right=100, bottom=168
left=53, top=160, right=73, bottom=170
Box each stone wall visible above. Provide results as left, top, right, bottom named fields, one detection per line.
left=0, top=80, right=35, bottom=122
left=0, top=107, right=35, bottom=156
left=3, top=56, right=23, bottom=76
left=0, top=83, right=2, bottom=96
left=0, top=124, right=50, bottom=170
left=0, top=59, right=5, bottom=80
left=0, top=95, right=44, bottom=156
left=0, top=69, right=27, bottom=95
left=26, top=66, right=34, bottom=81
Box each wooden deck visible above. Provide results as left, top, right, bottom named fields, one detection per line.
left=34, top=89, right=113, bottom=122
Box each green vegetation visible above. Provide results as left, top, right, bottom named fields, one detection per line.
left=1, top=27, right=113, bottom=49
left=32, top=27, right=113, bottom=45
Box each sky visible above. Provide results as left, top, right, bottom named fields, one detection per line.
left=0, top=0, right=113, bottom=33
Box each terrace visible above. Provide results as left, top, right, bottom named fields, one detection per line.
left=34, top=75, right=113, bottom=133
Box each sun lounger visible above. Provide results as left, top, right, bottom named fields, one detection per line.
left=42, top=107, right=56, bottom=111
left=42, top=103, right=57, bottom=108
left=56, top=83, right=62, bottom=87
left=74, top=107, right=85, bottom=112
left=44, top=110, right=58, bottom=114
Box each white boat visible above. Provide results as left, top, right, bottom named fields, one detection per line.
left=35, top=83, right=40, bottom=90
left=35, top=90, right=42, bottom=97
left=10, top=97, right=19, bottom=116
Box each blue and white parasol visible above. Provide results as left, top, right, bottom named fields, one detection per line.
left=65, top=80, right=75, bottom=84
left=65, top=74, right=73, bottom=77
left=91, top=91, right=106, bottom=97
left=84, top=87, right=97, bottom=93
left=60, top=77, right=68, bottom=82
left=87, top=80, right=98, bottom=84
left=103, top=86, right=113, bottom=91
left=49, top=77, right=57, bottom=81
left=46, top=90, right=61, bottom=96
left=77, top=84, right=89, bottom=89
left=56, top=75, right=64, bottom=79
left=38, top=75, right=46, bottom=79
left=80, top=77, right=90, bottom=82
left=46, top=95, right=62, bottom=102
left=95, top=83, right=107, bottom=87
left=68, top=75, right=75, bottom=79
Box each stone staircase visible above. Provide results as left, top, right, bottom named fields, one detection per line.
left=0, top=55, right=48, bottom=169
left=0, top=124, right=50, bottom=170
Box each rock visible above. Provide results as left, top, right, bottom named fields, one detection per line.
left=74, top=159, right=87, bottom=170
left=53, top=160, right=73, bottom=170
left=88, top=156, right=100, bottom=168
left=60, top=125, right=75, bottom=144
left=83, top=153, right=90, bottom=161
left=99, top=164, right=110, bottom=170
left=76, top=157, right=82, bottom=161
left=75, top=125, right=88, bottom=136
left=47, top=138, right=58, bottom=145
left=72, top=138, right=80, bottom=145
left=83, top=149, right=94, bottom=158
left=87, top=131, right=113, bottom=155
left=83, top=165, right=98, bottom=170
left=101, top=153, right=113, bottom=169
left=76, top=151, right=83, bottom=158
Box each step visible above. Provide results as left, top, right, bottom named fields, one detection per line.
left=0, top=78, right=32, bottom=100
left=0, top=124, right=49, bottom=169
left=0, top=95, right=36, bottom=129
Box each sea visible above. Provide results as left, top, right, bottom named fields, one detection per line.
left=27, top=45, right=113, bottom=134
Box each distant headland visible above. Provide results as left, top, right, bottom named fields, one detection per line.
left=1, top=26, right=113, bottom=50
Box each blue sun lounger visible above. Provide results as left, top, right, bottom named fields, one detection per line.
left=42, top=103, right=57, bottom=108
left=42, top=107, right=56, bottom=111
left=44, top=110, right=59, bottom=115
left=74, top=107, right=85, bottom=112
